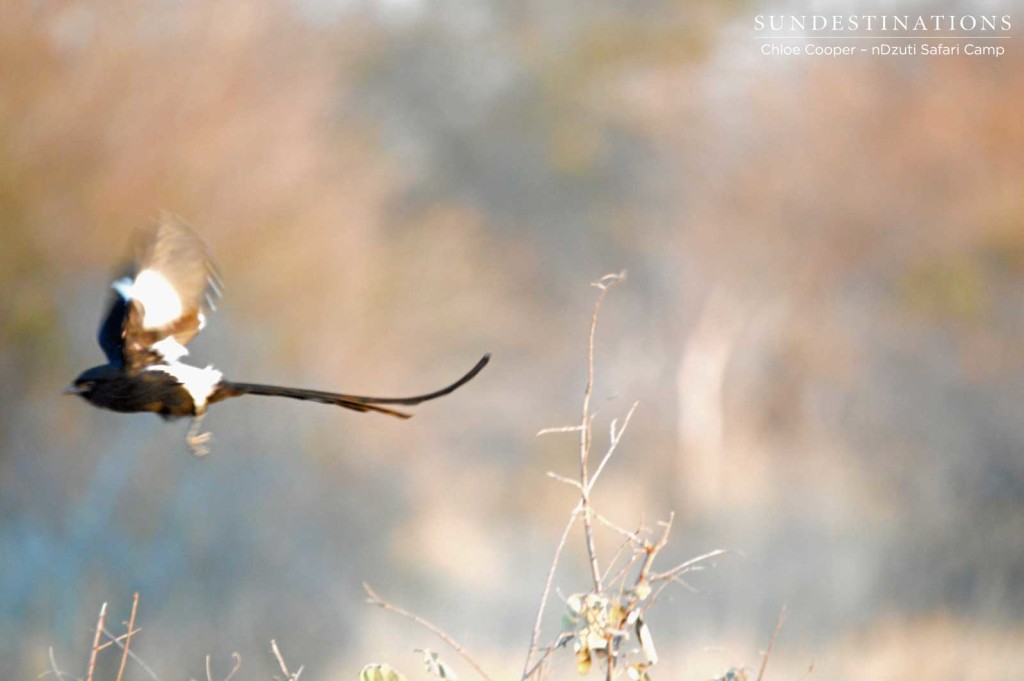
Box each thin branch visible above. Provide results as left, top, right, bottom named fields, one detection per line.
left=578, top=273, right=625, bottom=594
left=644, top=576, right=677, bottom=614
left=271, top=640, right=303, bottom=681
left=85, top=603, right=107, bottom=681
left=41, top=647, right=78, bottom=681
left=593, top=511, right=645, bottom=546
left=648, top=548, right=730, bottom=583
left=591, top=271, right=627, bottom=292
left=665, top=573, right=699, bottom=593
left=537, top=425, right=584, bottom=436
left=364, top=583, right=495, bottom=681
left=522, top=632, right=574, bottom=680
left=100, top=628, right=161, bottom=681
left=599, top=534, right=641, bottom=588
left=545, top=471, right=583, bottom=490
left=636, top=513, right=674, bottom=586
left=95, top=628, right=143, bottom=653
left=587, top=401, right=639, bottom=493
left=637, top=544, right=730, bottom=616
left=601, top=549, right=644, bottom=593
left=224, top=653, right=242, bottom=681
left=755, top=605, right=787, bottom=681
left=115, top=593, right=139, bottom=681
left=203, top=652, right=242, bottom=681
left=521, top=508, right=579, bottom=679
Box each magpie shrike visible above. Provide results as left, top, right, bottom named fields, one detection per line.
left=67, top=215, right=490, bottom=455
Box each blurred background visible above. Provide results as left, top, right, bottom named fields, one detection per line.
left=2, top=1, right=1024, bottom=679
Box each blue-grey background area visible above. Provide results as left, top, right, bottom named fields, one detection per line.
left=2, top=1, right=1024, bottom=679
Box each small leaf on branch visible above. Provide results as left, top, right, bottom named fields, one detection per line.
left=359, top=663, right=408, bottom=681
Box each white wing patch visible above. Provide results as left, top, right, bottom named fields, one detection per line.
left=112, top=276, right=133, bottom=301
left=146, top=362, right=223, bottom=410
left=113, top=269, right=184, bottom=329
left=150, top=336, right=190, bottom=363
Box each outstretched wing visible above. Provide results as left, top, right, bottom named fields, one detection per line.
left=96, top=213, right=222, bottom=371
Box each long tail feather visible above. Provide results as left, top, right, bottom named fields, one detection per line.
left=210, top=354, right=490, bottom=419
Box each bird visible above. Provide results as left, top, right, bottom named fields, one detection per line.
left=66, top=214, right=490, bottom=456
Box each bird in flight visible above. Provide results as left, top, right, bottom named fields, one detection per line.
left=66, top=214, right=490, bottom=456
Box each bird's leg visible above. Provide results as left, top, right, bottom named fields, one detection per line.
left=186, top=412, right=212, bottom=457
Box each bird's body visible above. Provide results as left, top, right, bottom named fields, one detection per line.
left=68, top=214, right=489, bottom=455
left=71, top=364, right=202, bottom=417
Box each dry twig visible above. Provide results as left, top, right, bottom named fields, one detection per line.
left=95, top=628, right=143, bottom=654
left=578, top=272, right=626, bottom=595
left=522, top=511, right=579, bottom=680
left=592, top=510, right=644, bottom=545
left=588, top=401, right=638, bottom=493
left=42, top=646, right=77, bottom=681
left=223, top=653, right=243, bottom=681
left=271, top=640, right=304, bottom=681
left=755, top=606, right=787, bottom=681
left=522, top=632, right=575, bottom=680
left=599, top=530, right=644, bottom=587
left=115, top=593, right=140, bottom=681
left=100, top=627, right=161, bottom=681
left=649, top=548, right=731, bottom=583
left=537, top=425, right=585, bottom=436
left=85, top=603, right=107, bottom=681
left=363, top=583, right=495, bottom=681
left=201, top=652, right=241, bottom=681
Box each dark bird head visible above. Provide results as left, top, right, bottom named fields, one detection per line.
left=65, top=365, right=122, bottom=403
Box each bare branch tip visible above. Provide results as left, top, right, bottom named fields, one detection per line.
left=546, top=471, right=584, bottom=490
left=591, top=271, right=627, bottom=290
left=362, top=582, right=382, bottom=603
left=537, top=424, right=585, bottom=436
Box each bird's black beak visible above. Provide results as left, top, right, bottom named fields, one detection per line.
left=63, top=384, right=84, bottom=395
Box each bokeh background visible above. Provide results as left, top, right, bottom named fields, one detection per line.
left=3, top=1, right=1024, bottom=679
